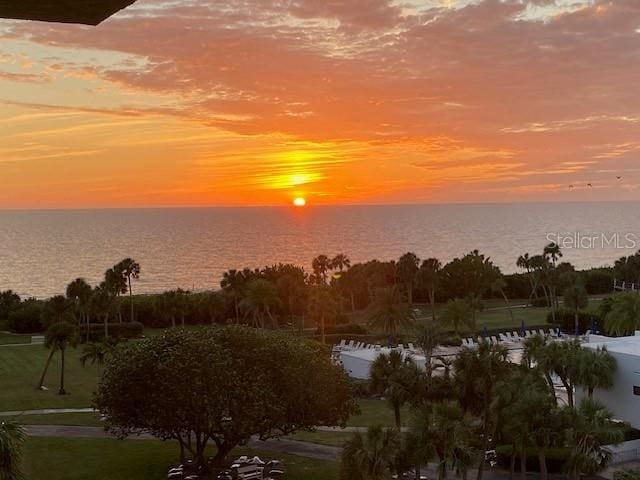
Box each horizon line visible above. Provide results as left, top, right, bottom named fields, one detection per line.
left=1, top=198, right=640, bottom=212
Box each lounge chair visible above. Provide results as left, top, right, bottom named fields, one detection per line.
left=408, top=343, right=416, bottom=350
left=397, top=344, right=405, bottom=350
left=491, top=336, right=499, bottom=344
left=499, top=333, right=508, bottom=342
left=538, top=329, right=546, bottom=336
left=338, top=339, right=347, bottom=349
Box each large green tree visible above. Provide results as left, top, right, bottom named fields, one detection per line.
left=95, top=327, right=357, bottom=469
left=441, top=298, right=474, bottom=335
left=416, top=258, right=442, bottom=320
left=240, top=279, right=280, bottom=328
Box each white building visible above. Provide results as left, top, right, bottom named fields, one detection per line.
left=339, top=348, right=427, bottom=380
left=579, top=334, right=640, bottom=429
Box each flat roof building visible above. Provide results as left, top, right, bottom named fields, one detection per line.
left=579, top=334, right=640, bottom=429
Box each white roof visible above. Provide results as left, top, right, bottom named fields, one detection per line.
left=340, top=347, right=427, bottom=362
left=583, top=334, right=640, bottom=356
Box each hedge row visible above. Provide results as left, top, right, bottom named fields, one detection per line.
left=79, top=322, right=144, bottom=341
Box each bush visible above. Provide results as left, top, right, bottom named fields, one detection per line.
left=7, top=299, right=44, bottom=333
left=615, top=469, right=640, bottom=480
left=549, top=308, right=602, bottom=334
left=317, top=323, right=368, bottom=335
left=495, top=445, right=571, bottom=474
left=530, top=296, right=549, bottom=307
left=581, top=268, right=615, bottom=295
left=81, top=322, right=144, bottom=341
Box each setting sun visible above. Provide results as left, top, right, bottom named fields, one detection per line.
left=293, top=197, right=306, bottom=207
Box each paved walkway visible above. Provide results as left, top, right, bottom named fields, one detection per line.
left=0, top=408, right=94, bottom=417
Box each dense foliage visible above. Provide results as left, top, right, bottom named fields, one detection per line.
left=95, top=327, right=358, bottom=468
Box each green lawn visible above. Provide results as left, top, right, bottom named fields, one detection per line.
left=287, top=431, right=353, bottom=447
left=23, top=437, right=339, bottom=480
left=0, top=331, right=32, bottom=345
left=347, top=399, right=409, bottom=428
left=0, top=345, right=99, bottom=411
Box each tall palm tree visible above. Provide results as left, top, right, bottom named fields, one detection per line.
left=312, top=254, right=333, bottom=285
left=576, top=346, right=616, bottom=398
left=366, top=286, right=413, bottom=339
left=308, top=285, right=337, bottom=343
left=566, top=398, right=625, bottom=480
left=417, top=258, right=442, bottom=320
left=331, top=254, right=351, bottom=273
left=563, top=283, right=588, bottom=335
left=491, top=277, right=514, bottom=323
left=454, top=342, right=510, bottom=480
left=38, top=322, right=78, bottom=395
left=66, top=278, right=92, bottom=332
left=370, top=350, right=419, bottom=429
left=116, top=258, right=140, bottom=322
left=522, top=335, right=557, bottom=403
left=221, top=269, right=246, bottom=323
left=0, top=421, right=25, bottom=480
left=544, top=340, right=582, bottom=408
left=408, top=401, right=474, bottom=480
left=240, top=279, right=280, bottom=329
left=441, top=298, right=474, bottom=335
left=397, top=252, right=420, bottom=305
left=340, top=425, right=401, bottom=480
left=415, top=319, right=441, bottom=377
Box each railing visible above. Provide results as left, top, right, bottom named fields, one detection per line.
left=614, top=279, right=638, bottom=291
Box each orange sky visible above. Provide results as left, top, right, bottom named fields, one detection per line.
left=1, top=0, right=640, bottom=208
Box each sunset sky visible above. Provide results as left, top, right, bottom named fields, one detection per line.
left=1, top=0, right=640, bottom=208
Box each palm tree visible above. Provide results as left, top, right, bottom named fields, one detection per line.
left=543, top=340, right=582, bottom=408
left=38, top=322, right=78, bottom=394
left=604, top=292, right=640, bottom=336
left=221, top=269, right=246, bottom=323
left=116, top=258, right=140, bottom=322
left=240, top=279, right=280, bottom=329
left=408, top=401, right=474, bottom=480
left=566, top=398, right=625, bottom=480
left=66, top=278, right=92, bottom=332
left=331, top=254, right=351, bottom=273
left=441, top=298, right=474, bottom=335
left=79, top=338, right=118, bottom=375
left=308, top=285, right=337, bottom=343
left=522, top=335, right=557, bottom=402
left=312, top=254, right=333, bottom=285
left=0, top=421, right=25, bottom=480
left=576, top=346, right=616, bottom=398
left=454, top=342, right=510, bottom=480
left=366, top=286, right=413, bottom=339
left=370, top=350, right=419, bottom=429
left=340, top=425, right=401, bottom=480
left=417, top=258, right=442, bottom=320
left=397, top=252, right=420, bottom=305
left=563, top=283, right=589, bottom=335
left=415, top=319, right=441, bottom=377
left=491, top=277, right=514, bottom=323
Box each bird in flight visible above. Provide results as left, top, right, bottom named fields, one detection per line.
left=587, top=183, right=593, bottom=188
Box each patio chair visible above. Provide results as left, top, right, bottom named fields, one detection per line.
left=490, top=336, right=499, bottom=344
left=408, top=343, right=416, bottom=350
left=499, top=333, right=508, bottom=342
left=538, top=329, right=546, bottom=336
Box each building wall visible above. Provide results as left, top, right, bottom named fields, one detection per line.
left=577, top=350, right=640, bottom=429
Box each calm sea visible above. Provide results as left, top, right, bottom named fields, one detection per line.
left=1, top=202, right=639, bottom=298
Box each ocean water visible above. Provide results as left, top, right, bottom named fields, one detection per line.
left=0, top=202, right=639, bottom=298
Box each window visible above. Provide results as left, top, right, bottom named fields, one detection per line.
left=633, top=386, right=640, bottom=396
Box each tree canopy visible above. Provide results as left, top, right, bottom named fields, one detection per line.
left=95, top=327, right=357, bottom=468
